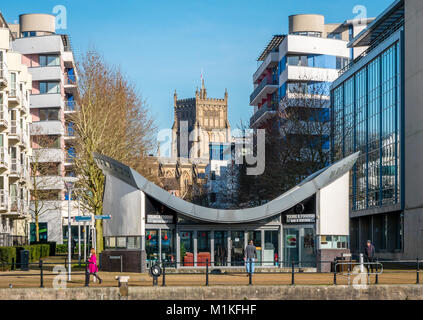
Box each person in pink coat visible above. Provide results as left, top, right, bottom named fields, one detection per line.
left=87, top=248, right=102, bottom=284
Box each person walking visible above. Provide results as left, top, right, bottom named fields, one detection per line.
left=71, top=238, right=76, bottom=259
left=364, top=240, right=376, bottom=273
left=244, top=240, right=257, bottom=276
left=87, top=248, right=102, bottom=284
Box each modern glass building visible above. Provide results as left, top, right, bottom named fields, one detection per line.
left=331, top=0, right=405, bottom=256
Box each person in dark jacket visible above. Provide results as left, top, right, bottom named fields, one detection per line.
left=364, top=240, right=376, bottom=273
left=71, top=238, right=76, bottom=259
left=244, top=240, right=257, bottom=275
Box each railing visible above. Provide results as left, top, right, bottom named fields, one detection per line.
left=9, top=196, right=21, bottom=212
left=0, top=190, right=8, bottom=210
left=0, top=258, right=421, bottom=288
left=0, top=148, right=7, bottom=167
left=250, top=102, right=278, bottom=127
left=250, top=77, right=278, bottom=104
left=65, top=100, right=76, bottom=112
left=65, top=74, right=76, bottom=85
left=10, top=158, right=20, bottom=174
left=9, top=87, right=18, bottom=99
left=0, top=104, right=8, bottom=127
left=66, top=154, right=76, bottom=163
left=9, top=120, right=19, bottom=137
left=65, top=127, right=75, bottom=137
left=338, top=16, right=404, bottom=77
left=0, top=61, right=8, bottom=84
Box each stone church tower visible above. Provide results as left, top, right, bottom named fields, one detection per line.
left=172, top=79, right=231, bottom=162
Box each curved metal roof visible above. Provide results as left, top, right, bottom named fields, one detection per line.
left=93, top=152, right=359, bottom=224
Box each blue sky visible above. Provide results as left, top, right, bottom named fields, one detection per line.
left=2, top=0, right=392, bottom=133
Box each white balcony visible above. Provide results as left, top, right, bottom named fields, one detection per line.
left=249, top=77, right=279, bottom=106
left=64, top=74, right=77, bottom=92
left=10, top=158, right=20, bottom=177
left=9, top=196, right=21, bottom=214
left=30, top=93, right=63, bottom=109
left=9, top=120, right=21, bottom=143
left=32, top=148, right=64, bottom=163
left=33, top=175, right=65, bottom=190
left=30, top=65, right=62, bottom=82
left=64, top=100, right=77, bottom=113
left=279, top=65, right=340, bottom=85
left=253, top=52, right=279, bottom=84
left=0, top=190, right=8, bottom=211
left=0, top=103, right=8, bottom=128
left=0, top=147, right=8, bottom=169
left=8, top=86, right=20, bottom=106
left=30, top=121, right=64, bottom=135
left=0, top=61, right=8, bottom=88
left=250, top=101, right=278, bottom=128
left=12, top=35, right=64, bottom=55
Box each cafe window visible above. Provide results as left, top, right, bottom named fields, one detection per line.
left=127, top=236, right=141, bottom=249
left=197, top=231, right=211, bottom=266
left=180, top=231, right=193, bottom=266
left=116, top=237, right=126, bottom=248
left=146, top=230, right=159, bottom=261
left=105, top=237, right=116, bottom=249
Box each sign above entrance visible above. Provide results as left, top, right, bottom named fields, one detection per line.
left=284, top=214, right=315, bottom=224
left=147, top=214, right=174, bottom=224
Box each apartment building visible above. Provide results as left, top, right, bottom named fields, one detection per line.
left=250, top=15, right=373, bottom=132
left=0, top=13, right=32, bottom=246
left=10, top=14, right=79, bottom=244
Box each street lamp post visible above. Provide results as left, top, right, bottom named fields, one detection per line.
left=67, top=185, right=72, bottom=281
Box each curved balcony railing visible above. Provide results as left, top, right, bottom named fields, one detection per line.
left=250, top=77, right=278, bottom=104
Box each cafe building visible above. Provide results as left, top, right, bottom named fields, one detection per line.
left=94, top=152, right=359, bottom=272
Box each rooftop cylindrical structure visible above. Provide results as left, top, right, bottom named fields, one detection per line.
left=289, top=14, right=325, bottom=34
left=19, top=14, right=55, bottom=35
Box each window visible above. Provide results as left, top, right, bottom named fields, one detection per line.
left=319, top=235, right=348, bottom=249
left=30, top=190, right=60, bottom=201
left=39, top=108, right=60, bottom=121
left=39, top=81, right=60, bottom=94
left=328, top=33, right=342, bottom=40
left=39, top=55, right=60, bottom=67
left=105, top=237, right=116, bottom=249
left=32, top=135, right=61, bottom=149
left=22, top=31, right=36, bottom=37
left=32, top=162, right=61, bottom=176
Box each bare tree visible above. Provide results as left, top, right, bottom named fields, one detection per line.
left=70, top=50, right=157, bottom=253
left=29, top=129, right=63, bottom=242
left=237, top=76, right=334, bottom=205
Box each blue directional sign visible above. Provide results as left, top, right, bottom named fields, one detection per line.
left=94, top=215, right=111, bottom=220
left=73, top=216, right=92, bottom=222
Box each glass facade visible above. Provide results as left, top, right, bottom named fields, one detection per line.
left=332, top=41, right=401, bottom=212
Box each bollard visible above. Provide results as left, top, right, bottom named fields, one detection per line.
left=333, top=258, right=337, bottom=285
left=375, top=258, right=379, bottom=284
left=162, top=262, right=166, bottom=287
left=249, top=259, right=252, bottom=286
left=115, top=276, right=130, bottom=298
left=359, top=253, right=364, bottom=273
left=205, top=259, right=209, bottom=286
left=39, top=260, right=44, bottom=288
left=85, top=262, right=90, bottom=287
left=291, top=260, right=295, bottom=285
left=417, top=258, right=420, bottom=284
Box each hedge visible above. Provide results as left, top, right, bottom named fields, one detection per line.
left=0, top=247, right=16, bottom=269
left=16, top=244, right=50, bottom=263
left=56, top=243, right=87, bottom=255
left=0, top=244, right=51, bottom=270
